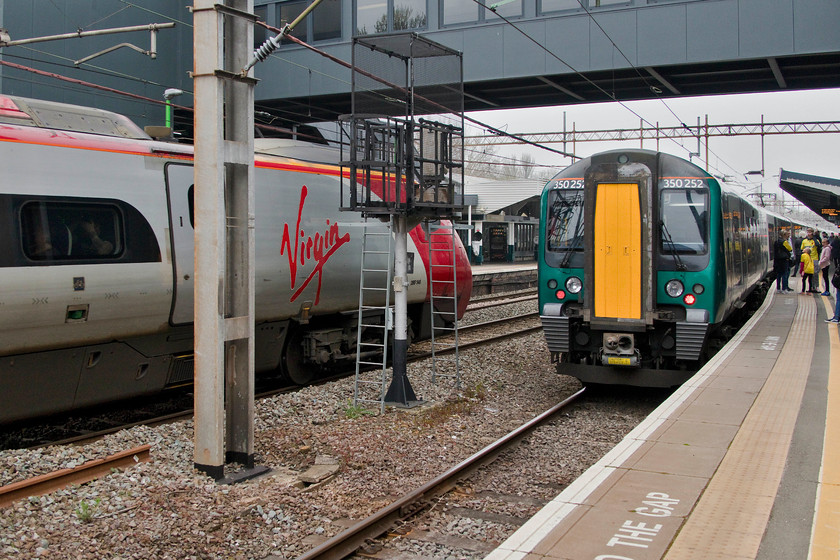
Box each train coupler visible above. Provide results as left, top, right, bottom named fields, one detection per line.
left=599, top=333, right=640, bottom=367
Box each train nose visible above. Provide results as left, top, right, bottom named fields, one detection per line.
left=427, top=221, right=473, bottom=320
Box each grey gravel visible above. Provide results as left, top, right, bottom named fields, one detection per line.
left=0, top=313, right=658, bottom=559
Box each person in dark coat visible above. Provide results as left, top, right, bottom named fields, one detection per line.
left=830, top=233, right=840, bottom=269
left=773, top=230, right=793, bottom=293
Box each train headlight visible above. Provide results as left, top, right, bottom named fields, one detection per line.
left=665, top=279, right=684, bottom=298
left=548, top=279, right=558, bottom=289
left=692, top=283, right=705, bottom=295
left=565, top=276, right=583, bottom=294
left=683, top=293, right=696, bottom=305
left=555, top=290, right=566, bottom=300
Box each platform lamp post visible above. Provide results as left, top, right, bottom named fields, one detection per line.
left=163, top=88, right=183, bottom=130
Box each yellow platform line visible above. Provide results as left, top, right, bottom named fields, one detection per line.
left=810, top=295, right=840, bottom=559
left=665, top=295, right=816, bottom=559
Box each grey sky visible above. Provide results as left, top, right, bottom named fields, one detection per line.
left=465, top=88, right=840, bottom=203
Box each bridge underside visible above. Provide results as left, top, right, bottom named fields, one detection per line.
left=257, top=51, right=840, bottom=123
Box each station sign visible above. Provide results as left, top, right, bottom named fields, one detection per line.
left=821, top=208, right=840, bottom=225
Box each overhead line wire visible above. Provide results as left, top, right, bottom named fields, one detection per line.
left=569, top=0, right=741, bottom=176
left=81, top=5, right=132, bottom=31
left=258, top=21, right=578, bottom=160
left=474, top=0, right=742, bottom=178
left=118, top=1, right=194, bottom=28
left=4, top=49, right=181, bottom=92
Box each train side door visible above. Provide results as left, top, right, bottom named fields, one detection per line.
left=593, top=183, right=641, bottom=319
left=165, top=163, right=195, bottom=325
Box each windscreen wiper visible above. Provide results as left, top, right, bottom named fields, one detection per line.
left=560, top=204, right=584, bottom=269
left=660, top=220, right=687, bottom=271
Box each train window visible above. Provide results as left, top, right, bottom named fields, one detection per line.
left=660, top=189, right=708, bottom=255
left=21, top=202, right=122, bottom=261
left=546, top=189, right=584, bottom=252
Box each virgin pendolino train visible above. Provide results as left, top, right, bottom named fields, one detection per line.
left=538, top=148, right=804, bottom=387
left=0, top=95, right=472, bottom=423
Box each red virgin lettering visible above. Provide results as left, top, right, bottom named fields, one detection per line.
left=280, top=185, right=350, bottom=305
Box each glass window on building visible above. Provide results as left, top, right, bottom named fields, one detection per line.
left=540, top=0, right=580, bottom=13
left=540, top=0, right=628, bottom=13
left=443, top=0, right=478, bottom=25
left=490, top=0, right=522, bottom=19
left=279, top=1, right=307, bottom=43
left=394, top=0, right=427, bottom=30
left=312, top=0, right=342, bottom=40
left=356, top=0, right=388, bottom=34
left=254, top=5, right=269, bottom=48
left=357, top=0, right=426, bottom=35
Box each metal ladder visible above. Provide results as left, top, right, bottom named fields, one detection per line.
left=353, top=216, right=394, bottom=414
left=426, top=220, right=461, bottom=388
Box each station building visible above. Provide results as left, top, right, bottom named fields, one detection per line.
left=461, top=177, right=542, bottom=265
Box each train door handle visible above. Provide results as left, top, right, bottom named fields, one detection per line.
left=624, top=247, right=630, bottom=255
left=87, top=351, right=102, bottom=368
left=605, top=246, right=611, bottom=254
left=136, top=363, right=150, bottom=380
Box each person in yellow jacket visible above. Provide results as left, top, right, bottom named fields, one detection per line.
left=801, top=246, right=816, bottom=293
left=801, top=228, right=820, bottom=289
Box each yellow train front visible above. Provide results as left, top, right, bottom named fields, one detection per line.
left=538, top=149, right=773, bottom=387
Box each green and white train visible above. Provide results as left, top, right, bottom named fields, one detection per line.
left=538, top=148, right=807, bottom=387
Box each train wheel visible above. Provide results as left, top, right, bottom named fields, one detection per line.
left=282, top=328, right=316, bottom=385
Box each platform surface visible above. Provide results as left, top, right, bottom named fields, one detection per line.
left=487, top=290, right=840, bottom=560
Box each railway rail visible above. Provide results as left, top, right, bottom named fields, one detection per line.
left=296, top=387, right=587, bottom=560
left=0, top=445, right=151, bottom=508
left=466, top=290, right=537, bottom=310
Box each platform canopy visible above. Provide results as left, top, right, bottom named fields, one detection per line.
left=779, top=169, right=840, bottom=227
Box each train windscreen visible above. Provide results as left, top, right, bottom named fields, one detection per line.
left=659, top=188, right=708, bottom=255
left=546, top=188, right=584, bottom=253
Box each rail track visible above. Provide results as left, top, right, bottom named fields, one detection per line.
left=466, top=289, right=537, bottom=310
left=296, top=387, right=586, bottom=560
left=409, top=312, right=541, bottom=359
left=0, top=445, right=151, bottom=508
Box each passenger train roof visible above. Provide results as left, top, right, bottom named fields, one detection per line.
left=0, top=95, right=348, bottom=169
left=0, top=95, right=150, bottom=140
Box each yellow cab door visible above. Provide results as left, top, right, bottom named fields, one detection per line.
left=594, top=183, right=641, bottom=319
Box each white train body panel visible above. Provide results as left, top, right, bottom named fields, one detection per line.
left=0, top=128, right=428, bottom=355
left=0, top=95, right=472, bottom=422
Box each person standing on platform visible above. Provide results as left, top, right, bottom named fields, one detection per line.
left=802, top=228, right=819, bottom=290
left=830, top=232, right=840, bottom=269
left=820, top=238, right=832, bottom=296
left=826, top=263, right=840, bottom=323
left=773, top=230, right=793, bottom=293
left=801, top=246, right=816, bottom=294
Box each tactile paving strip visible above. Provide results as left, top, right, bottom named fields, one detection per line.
left=810, top=297, right=840, bottom=559
left=663, top=296, right=816, bottom=559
